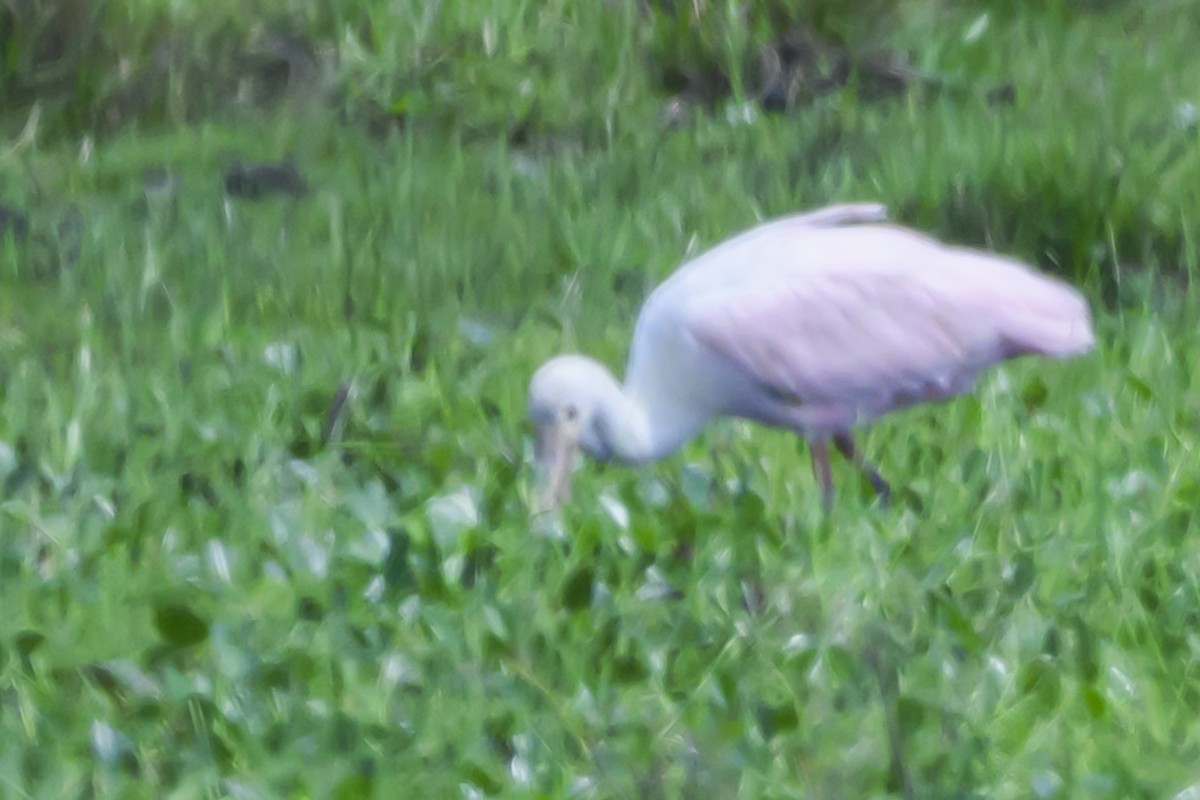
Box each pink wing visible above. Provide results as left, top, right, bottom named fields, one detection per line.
left=684, top=237, right=1093, bottom=427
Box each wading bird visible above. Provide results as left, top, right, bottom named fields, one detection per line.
left=529, top=203, right=1094, bottom=512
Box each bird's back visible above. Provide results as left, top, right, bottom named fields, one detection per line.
left=625, top=214, right=1093, bottom=436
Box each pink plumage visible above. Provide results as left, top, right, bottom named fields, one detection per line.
left=528, top=203, right=1094, bottom=511
left=666, top=223, right=1092, bottom=434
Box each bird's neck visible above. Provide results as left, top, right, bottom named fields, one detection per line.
left=597, top=380, right=706, bottom=464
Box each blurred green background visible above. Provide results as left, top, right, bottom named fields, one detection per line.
left=1, top=1, right=1199, bottom=798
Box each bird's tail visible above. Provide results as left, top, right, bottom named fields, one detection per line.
left=1000, top=276, right=1095, bottom=359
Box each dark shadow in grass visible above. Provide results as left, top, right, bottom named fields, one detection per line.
left=224, top=161, right=309, bottom=199
left=0, top=204, right=29, bottom=240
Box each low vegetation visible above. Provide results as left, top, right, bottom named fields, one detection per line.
left=1, top=1, right=1198, bottom=797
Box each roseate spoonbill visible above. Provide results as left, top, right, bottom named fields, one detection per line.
left=529, top=203, right=1094, bottom=511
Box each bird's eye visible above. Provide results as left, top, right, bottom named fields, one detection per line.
left=564, top=404, right=579, bottom=422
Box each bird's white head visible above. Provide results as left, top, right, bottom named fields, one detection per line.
left=528, top=354, right=621, bottom=510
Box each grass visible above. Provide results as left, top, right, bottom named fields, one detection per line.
left=2, top=1, right=1200, bottom=798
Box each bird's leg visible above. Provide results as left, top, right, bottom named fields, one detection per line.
left=833, top=433, right=891, bottom=505
left=809, top=440, right=835, bottom=512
